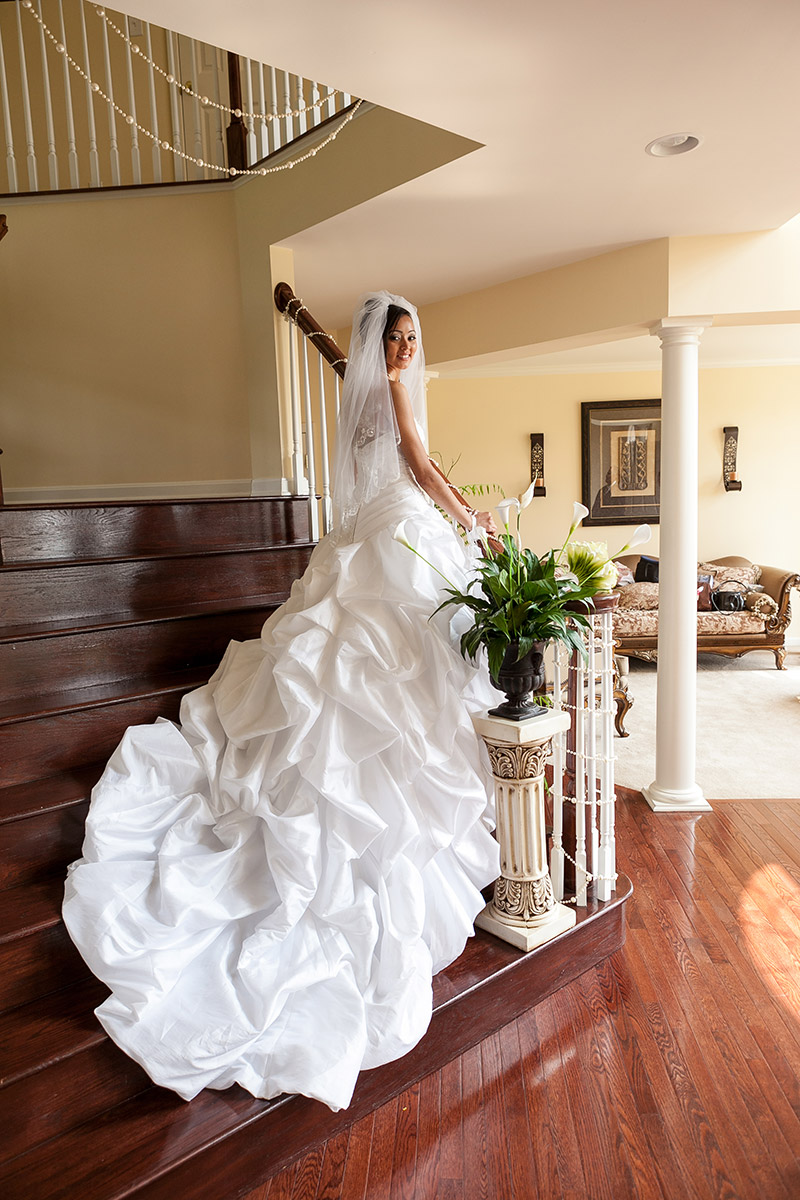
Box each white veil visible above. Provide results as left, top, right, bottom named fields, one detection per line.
left=331, top=291, right=428, bottom=541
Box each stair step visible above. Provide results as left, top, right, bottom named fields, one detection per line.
left=0, top=763, right=103, bottom=825
left=0, top=791, right=90, bottom=890
left=0, top=497, right=311, bottom=564
left=0, top=604, right=275, bottom=703
left=0, top=671, right=204, bottom=789
left=0, top=975, right=109, bottom=1088
left=0, top=877, right=64, bottom=940
left=0, top=881, right=630, bottom=1198
left=0, top=914, right=90, bottom=1012
left=0, top=544, right=313, bottom=627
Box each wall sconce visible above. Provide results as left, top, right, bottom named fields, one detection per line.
left=530, top=433, right=546, bottom=496
left=723, top=426, right=742, bottom=491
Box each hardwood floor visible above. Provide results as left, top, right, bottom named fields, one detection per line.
left=242, top=788, right=800, bottom=1200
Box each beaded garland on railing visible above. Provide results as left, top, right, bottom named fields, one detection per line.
left=18, top=0, right=364, bottom=177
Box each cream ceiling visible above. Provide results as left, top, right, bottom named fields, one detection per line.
left=119, top=1, right=800, bottom=363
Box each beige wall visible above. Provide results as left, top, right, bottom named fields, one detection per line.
left=0, top=189, right=252, bottom=494
left=428, top=365, right=800, bottom=637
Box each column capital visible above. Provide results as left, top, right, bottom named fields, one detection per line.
left=649, top=317, right=714, bottom=346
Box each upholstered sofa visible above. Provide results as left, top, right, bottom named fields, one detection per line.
left=612, top=555, right=799, bottom=670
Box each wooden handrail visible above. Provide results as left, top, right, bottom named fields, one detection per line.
left=274, top=282, right=348, bottom=377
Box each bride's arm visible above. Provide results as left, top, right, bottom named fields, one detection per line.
left=389, top=380, right=497, bottom=534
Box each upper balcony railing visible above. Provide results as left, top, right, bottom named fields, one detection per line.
left=0, top=0, right=355, bottom=194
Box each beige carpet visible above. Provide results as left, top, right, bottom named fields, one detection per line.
left=613, top=650, right=800, bottom=800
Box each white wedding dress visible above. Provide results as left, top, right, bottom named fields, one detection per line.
left=63, top=474, right=500, bottom=1112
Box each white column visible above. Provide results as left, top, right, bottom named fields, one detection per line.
left=642, top=319, right=713, bottom=813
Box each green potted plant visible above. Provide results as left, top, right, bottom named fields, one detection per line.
left=396, top=491, right=650, bottom=720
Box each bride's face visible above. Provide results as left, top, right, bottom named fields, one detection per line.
left=385, top=315, right=417, bottom=375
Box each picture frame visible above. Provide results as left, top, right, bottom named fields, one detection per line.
left=581, top=399, right=661, bottom=526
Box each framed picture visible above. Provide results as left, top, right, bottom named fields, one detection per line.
left=581, top=399, right=661, bottom=526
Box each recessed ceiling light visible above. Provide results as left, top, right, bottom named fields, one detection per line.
left=645, top=133, right=702, bottom=157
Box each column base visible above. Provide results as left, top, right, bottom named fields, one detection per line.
left=641, top=781, right=712, bottom=812
left=475, top=900, right=576, bottom=951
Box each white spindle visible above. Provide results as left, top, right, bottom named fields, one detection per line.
left=189, top=38, right=204, bottom=179
left=165, top=31, right=184, bottom=181
left=287, top=324, right=306, bottom=495
left=310, top=79, right=320, bottom=133
left=35, top=1, right=58, bottom=189
left=334, top=374, right=341, bottom=420
left=123, top=16, right=141, bottom=183
left=550, top=642, right=565, bottom=900
left=57, top=0, right=78, bottom=188
left=268, top=65, right=280, bottom=152
left=14, top=0, right=38, bottom=191
left=316, top=355, right=332, bottom=534
left=574, top=653, right=588, bottom=906
left=210, top=46, right=225, bottom=174
left=301, top=338, right=320, bottom=539
left=242, top=57, right=256, bottom=166
left=324, top=83, right=336, bottom=120
left=78, top=0, right=100, bottom=186
left=256, top=62, right=268, bottom=160
left=597, top=609, right=616, bottom=901
left=143, top=21, right=161, bottom=182
left=295, top=75, right=307, bottom=135
left=0, top=18, right=19, bottom=193
left=99, top=6, right=120, bottom=185
left=282, top=70, right=293, bottom=144
left=587, top=618, right=599, bottom=887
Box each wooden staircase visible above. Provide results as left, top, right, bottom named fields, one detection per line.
left=0, top=496, right=630, bottom=1200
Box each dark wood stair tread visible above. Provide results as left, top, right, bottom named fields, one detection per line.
left=0, top=880, right=630, bottom=1199
left=0, top=597, right=279, bottom=644
left=0, top=541, right=314, bottom=573
left=0, top=878, right=64, bottom=942
left=0, top=975, right=110, bottom=1087
left=0, top=764, right=104, bottom=824
left=0, top=668, right=209, bottom=726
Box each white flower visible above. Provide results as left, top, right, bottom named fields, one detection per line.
left=566, top=540, right=618, bottom=592
left=392, top=519, right=413, bottom=550
left=613, top=523, right=652, bottom=556
left=519, top=481, right=536, bottom=509
left=568, top=501, right=590, bottom=538
left=496, top=498, right=520, bottom=528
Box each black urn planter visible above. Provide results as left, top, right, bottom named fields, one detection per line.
left=488, top=640, right=548, bottom=721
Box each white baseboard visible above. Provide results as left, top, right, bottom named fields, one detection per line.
left=250, top=477, right=293, bottom=497
left=3, top=479, right=256, bottom=504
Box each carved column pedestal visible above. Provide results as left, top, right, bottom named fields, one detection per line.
left=472, top=709, right=575, bottom=952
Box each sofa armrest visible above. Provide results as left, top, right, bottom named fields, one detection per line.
left=756, top=566, right=800, bottom=632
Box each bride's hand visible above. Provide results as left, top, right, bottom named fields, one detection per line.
left=476, top=511, right=497, bottom=536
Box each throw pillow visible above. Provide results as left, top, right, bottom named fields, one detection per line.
left=616, top=582, right=660, bottom=610
left=698, top=562, right=762, bottom=589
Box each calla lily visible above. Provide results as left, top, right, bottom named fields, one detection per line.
left=519, top=481, right=536, bottom=509
left=392, top=519, right=413, bottom=550
left=568, top=501, right=589, bottom=538
left=612, top=523, right=652, bottom=556
left=495, top=498, right=521, bottom=528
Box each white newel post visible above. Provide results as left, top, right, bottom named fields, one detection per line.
left=642, top=319, right=713, bottom=813
left=472, top=709, right=576, bottom=951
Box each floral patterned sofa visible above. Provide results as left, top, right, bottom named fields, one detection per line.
left=612, top=555, right=799, bottom=670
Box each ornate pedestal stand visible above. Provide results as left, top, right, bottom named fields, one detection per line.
left=472, top=708, right=576, bottom=951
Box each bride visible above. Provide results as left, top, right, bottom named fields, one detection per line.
left=63, top=291, right=501, bottom=1113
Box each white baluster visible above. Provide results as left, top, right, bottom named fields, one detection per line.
left=295, top=75, right=307, bottom=135
left=57, top=0, right=78, bottom=188
left=597, top=608, right=616, bottom=901
left=35, top=1, right=58, bottom=189
left=574, top=648, right=588, bottom=906
left=189, top=39, right=204, bottom=179
left=301, top=336, right=320, bottom=540
left=310, top=78, right=320, bottom=132
left=334, top=374, right=341, bottom=420
left=166, top=31, right=184, bottom=181
left=143, top=21, right=160, bottom=182
left=0, top=18, right=19, bottom=193
left=242, top=57, right=256, bottom=167
left=210, top=46, right=225, bottom=174
left=287, top=323, right=307, bottom=495
left=123, top=15, right=141, bottom=183
left=316, top=355, right=332, bottom=534
left=324, top=83, right=336, bottom=120
left=282, top=70, right=293, bottom=144
left=14, top=0, right=37, bottom=191
left=256, top=62, right=268, bottom=160
left=549, top=641, right=565, bottom=900
left=78, top=0, right=100, bottom=186
left=99, top=5, right=120, bottom=185
left=269, top=65, right=280, bottom=152
left=587, top=617, right=600, bottom=891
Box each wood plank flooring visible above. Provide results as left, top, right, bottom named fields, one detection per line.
left=242, top=788, right=800, bottom=1200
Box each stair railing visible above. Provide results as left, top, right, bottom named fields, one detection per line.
left=0, top=0, right=351, bottom=194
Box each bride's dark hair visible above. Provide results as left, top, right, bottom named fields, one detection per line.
left=382, top=304, right=412, bottom=346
